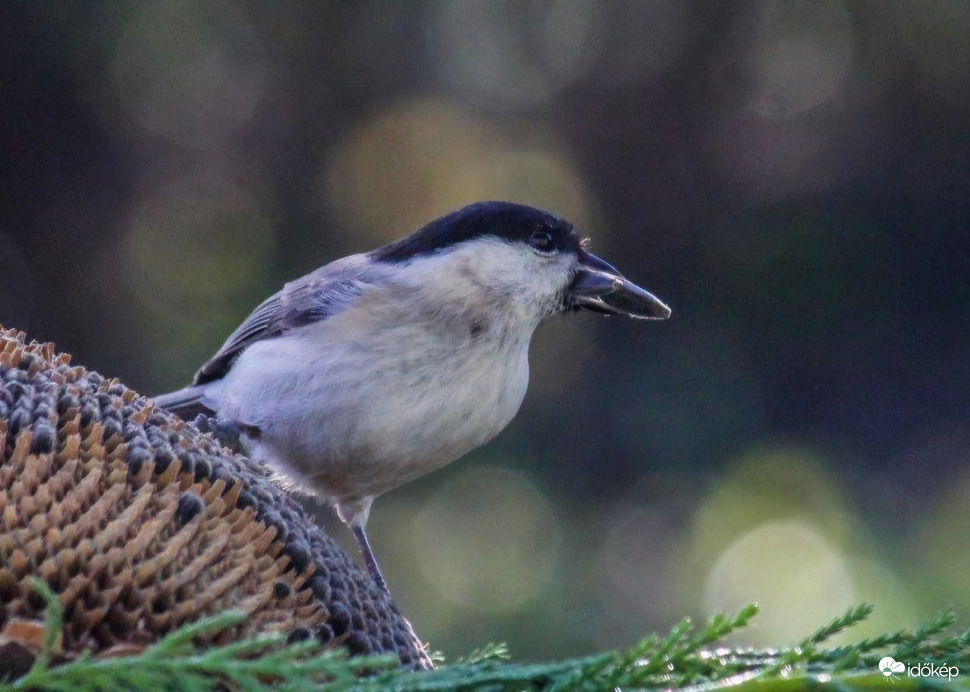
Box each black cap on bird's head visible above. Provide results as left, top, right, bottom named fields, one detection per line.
left=369, top=201, right=581, bottom=262
left=371, top=201, right=670, bottom=320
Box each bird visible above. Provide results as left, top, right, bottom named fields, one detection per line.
left=154, top=201, right=670, bottom=593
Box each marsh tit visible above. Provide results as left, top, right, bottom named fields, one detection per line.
left=154, top=201, right=670, bottom=593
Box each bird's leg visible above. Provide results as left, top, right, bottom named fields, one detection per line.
left=352, top=523, right=389, bottom=594
left=338, top=499, right=389, bottom=594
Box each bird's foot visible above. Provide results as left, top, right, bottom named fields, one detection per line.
left=192, top=414, right=244, bottom=452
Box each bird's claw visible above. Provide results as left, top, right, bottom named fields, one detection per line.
left=192, top=413, right=244, bottom=452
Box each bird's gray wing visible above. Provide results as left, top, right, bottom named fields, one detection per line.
left=193, top=256, right=377, bottom=385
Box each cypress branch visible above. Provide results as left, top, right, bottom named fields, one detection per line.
left=8, top=588, right=970, bottom=691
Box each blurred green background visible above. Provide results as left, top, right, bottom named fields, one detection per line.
left=3, top=0, right=970, bottom=660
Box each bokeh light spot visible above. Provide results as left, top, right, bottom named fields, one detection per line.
left=598, top=501, right=685, bottom=625
left=123, top=178, right=277, bottom=384
left=427, top=1, right=598, bottom=110
left=742, top=1, right=854, bottom=118
left=113, top=0, right=266, bottom=145
left=324, top=97, right=592, bottom=245
left=703, top=519, right=854, bottom=645
left=411, top=466, right=561, bottom=612
left=690, top=445, right=850, bottom=563
left=699, top=1, right=865, bottom=201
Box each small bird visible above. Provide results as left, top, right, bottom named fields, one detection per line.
left=154, top=202, right=670, bottom=593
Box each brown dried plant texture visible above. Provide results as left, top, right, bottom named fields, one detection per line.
left=0, top=328, right=430, bottom=678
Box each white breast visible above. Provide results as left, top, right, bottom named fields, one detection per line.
left=204, top=236, right=573, bottom=505
left=209, top=293, right=533, bottom=504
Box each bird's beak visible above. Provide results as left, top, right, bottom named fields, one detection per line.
left=569, top=253, right=671, bottom=320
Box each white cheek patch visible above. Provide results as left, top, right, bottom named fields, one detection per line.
left=396, top=238, right=576, bottom=314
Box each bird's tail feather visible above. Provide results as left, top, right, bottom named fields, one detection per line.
left=153, top=384, right=213, bottom=420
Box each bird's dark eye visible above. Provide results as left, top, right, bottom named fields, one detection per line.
left=529, top=229, right=558, bottom=254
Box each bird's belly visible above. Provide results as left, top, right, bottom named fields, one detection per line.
left=216, top=331, right=530, bottom=502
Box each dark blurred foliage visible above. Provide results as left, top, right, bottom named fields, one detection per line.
left=3, top=0, right=970, bottom=658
